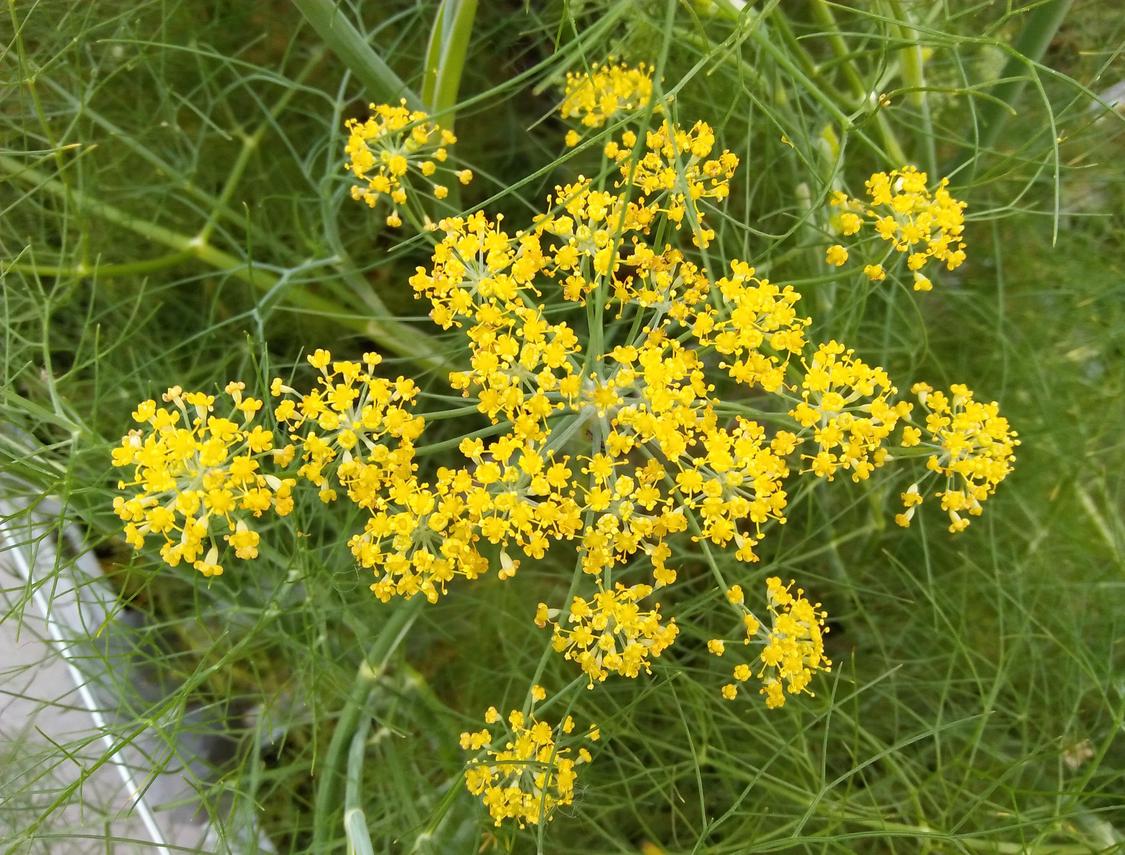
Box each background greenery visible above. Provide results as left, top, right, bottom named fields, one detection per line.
left=1, top=0, right=1122, bottom=852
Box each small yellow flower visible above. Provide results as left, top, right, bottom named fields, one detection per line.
left=602, top=120, right=737, bottom=247
left=790, top=341, right=910, bottom=482
left=756, top=577, right=831, bottom=707
left=687, top=258, right=809, bottom=393
left=839, top=212, right=863, bottom=235
left=825, top=244, right=849, bottom=266
left=542, top=582, right=678, bottom=685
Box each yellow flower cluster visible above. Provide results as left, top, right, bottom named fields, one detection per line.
left=560, top=60, right=654, bottom=146
left=394, top=134, right=807, bottom=692
left=790, top=341, right=912, bottom=482
left=687, top=260, right=808, bottom=393
left=605, top=120, right=738, bottom=247
left=537, top=582, right=679, bottom=685
left=676, top=415, right=791, bottom=561
left=344, top=99, right=472, bottom=227
left=111, top=383, right=294, bottom=577
left=113, top=67, right=1021, bottom=831
left=710, top=578, right=830, bottom=708
left=409, top=213, right=585, bottom=433
left=409, top=211, right=544, bottom=325
left=759, top=577, right=831, bottom=707
left=830, top=165, right=967, bottom=289
left=460, top=699, right=596, bottom=827
left=271, top=349, right=425, bottom=505
left=615, top=244, right=710, bottom=312
left=349, top=438, right=585, bottom=603
left=533, top=177, right=650, bottom=302
left=897, top=383, right=1020, bottom=532
left=348, top=477, right=489, bottom=603
left=574, top=445, right=688, bottom=585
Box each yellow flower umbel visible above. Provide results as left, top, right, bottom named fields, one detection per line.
left=830, top=166, right=967, bottom=288
left=112, top=383, right=294, bottom=577
left=758, top=577, right=831, bottom=708
left=533, top=177, right=651, bottom=302
left=790, top=341, right=912, bottom=482
left=898, top=383, right=1019, bottom=532
left=605, top=120, right=738, bottom=247
left=347, top=467, right=493, bottom=604
left=348, top=428, right=588, bottom=604
left=399, top=111, right=827, bottom=692
left=715, top=580, right=832, bottom=706
left=616, top=244, right=711, bottom=314
left=675, top=415, right=791, bottom=563
left=107, top=56, right=1028, bottom=809
left=711, top=578, right=830, bottom=708
left=409, top=211, right=549, bottom=329
left=461, top=699, right=596, bottom=827
left=687, top=259, right=809, bottom=393
left=344, top=100, right=471, bottom=227
left=538, top=582, right=679, bottom=686
left=271, top=349, right=425, bottom=506
left=560, top=60, right=654, bottom=146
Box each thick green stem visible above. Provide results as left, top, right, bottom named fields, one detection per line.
left=421, top=1, right=448, bottom=109
left=0, top=154, right=446, bottom=370
left=806, top=0, right=910, bottom=165
left=343, top=699, right=377, bottom=855
left=889, top=0, right=936, bottom=176
left=975, top=0, right=1073, bottom=154
left=4, top=252, right=193, bottom=279
left=420, top=0, right=477, bottom=216
left=311, top=600, right=422, bottom=853
left=291, top=0, right=422, bottom=107
left=418, top=402, right=484, bottom=421
left=413, top=419, right=512, bottom=456
left=423, top=0, right=478, bottom=122
left=200, top=46, right=327, bottom=243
